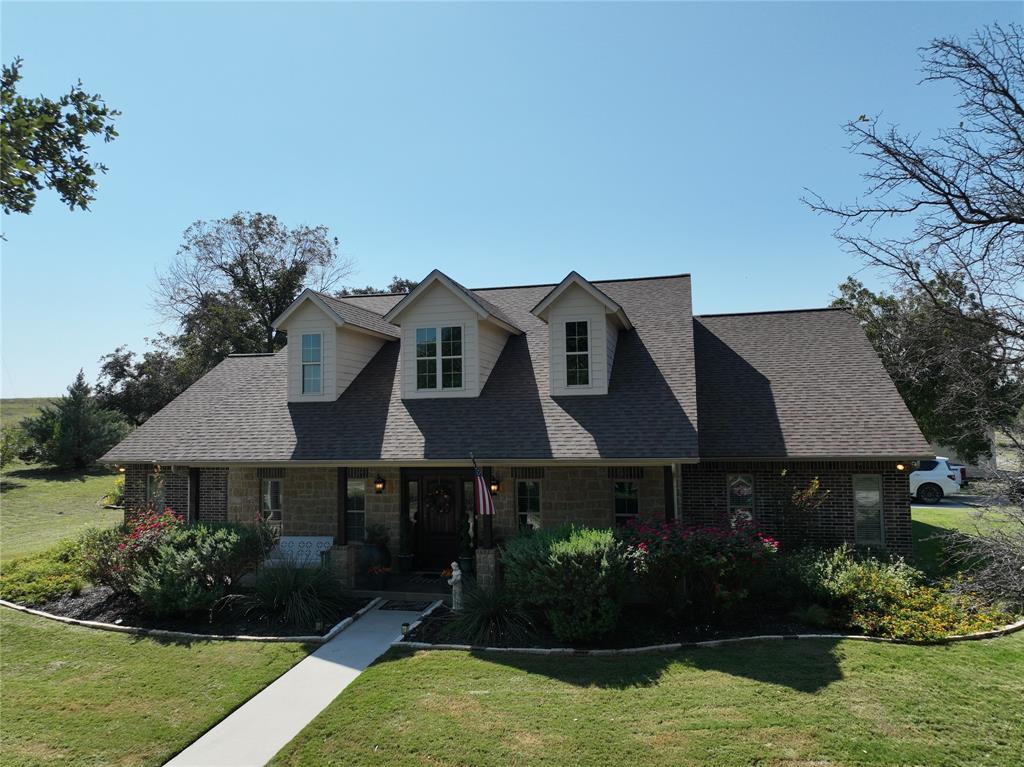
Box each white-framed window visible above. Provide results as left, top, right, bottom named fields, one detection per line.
left=613, top=481, right=638, bottom=527
left=415, top=325, right=462, bottom=390
left=727, top=474, right=754, bottom=525
left=517, top=480, right=541, bottom=530
left=853, top=474, right=884, bottom=547
left=301, top=333, right=322, bottom=394
left=565, top=320, right=590, bottom=387
left=261, top=478, right=283, bottom=523
left=146, top=473, right=165, bottom=507
left=346, top=478, right=366, bottom=542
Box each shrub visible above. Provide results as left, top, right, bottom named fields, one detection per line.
left=103, top=474, right=125, bottom=506
left=442, top=586, right=534, bottom=646
left=502, top=526, right=627, bottom=643
left=0, top=539, right=85, bottom=605
left=0, top=426, right=28, bottom=468
left=80, top=508, right=183, bottom=592
left=131, top=546, right=225, bottom=617
left=129, top=522, right=274, bottom=617
left=772, top=546, right=1011, bottom=640
left=224, top=564, right=347, bottom=630
left=620, top=521, right=779, bottom=621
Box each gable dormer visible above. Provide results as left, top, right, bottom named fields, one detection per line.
left=383, top=270, right=521, bottom=399
left=531, top=272, right=632, bottom=396
left=273, top=289, right=398, bottom=403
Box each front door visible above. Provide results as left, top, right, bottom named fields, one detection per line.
left=414, top=475, right=463, bottom=570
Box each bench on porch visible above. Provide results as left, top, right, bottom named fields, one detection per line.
left=263, top=536, right=334, bottom=568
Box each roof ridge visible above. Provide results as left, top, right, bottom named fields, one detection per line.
left=696, top=307, right=844, bottom=319
left=227, top=352, right=278, bottom=357
left=334, top=272, right=693, bottom=298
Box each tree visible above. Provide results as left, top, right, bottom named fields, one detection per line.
left=94, top=340, right=201, bottom=426
left=834, top=278, right=1023, bottom=463
left=806, top=25, right=1022, bottom=362
left=154, top=212, right=353, bottom=352
left=807, top=22, right=1024, bottom=455
left=337, top=276, right=419, bottom=296
left=0, top=426, right=28, bottom=468
left=21, top=371, right=130, bottom=469
left=1, top=57, right=119, bottom=215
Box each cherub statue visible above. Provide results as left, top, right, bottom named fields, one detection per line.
left=447, top=561, right=463, bottom=612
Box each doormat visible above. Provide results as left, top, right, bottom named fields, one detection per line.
left=379, top=600, right=435, bottom=612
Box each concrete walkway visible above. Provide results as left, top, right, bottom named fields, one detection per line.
left=166, top=605, right=426, bottom=767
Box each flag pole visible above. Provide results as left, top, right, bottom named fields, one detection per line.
left=471, top=451, right=494, bottom=549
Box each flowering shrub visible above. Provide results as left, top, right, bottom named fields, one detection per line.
left=81, top=508, right=183, bottom=592
left=770, top=546, right=1011, bottom=640
left=620, top=520, right=779, bottom=621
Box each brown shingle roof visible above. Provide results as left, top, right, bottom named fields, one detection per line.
left=103, top=275, right=698, bottom=463
left=102, top=278, right=930, bottom=465
left=693, top=309, right=931, bottom=458
left=314, top=292, right=400, bottom=338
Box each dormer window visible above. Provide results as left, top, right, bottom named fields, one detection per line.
left=565, top=321, right=590, bottom=387
left=301, top=333, right=322, bottom=394
left=416, top=325, right=463, bottom=390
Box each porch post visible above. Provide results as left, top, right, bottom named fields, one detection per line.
left=335, top=467, right=347, bottom=545
left=397, top=469, right=414, bottom=573
left=663, top=465, right=676, bottom=522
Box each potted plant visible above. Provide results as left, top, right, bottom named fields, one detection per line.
left=359, top=523, right=392, bottom=572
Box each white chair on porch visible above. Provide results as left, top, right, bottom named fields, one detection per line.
left=263, top=536, right=335, bottom=568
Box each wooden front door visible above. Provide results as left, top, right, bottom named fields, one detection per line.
left=414, top=475, right=464, bottom=570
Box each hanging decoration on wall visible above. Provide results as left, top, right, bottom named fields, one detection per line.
left=425, top=483, right=453, bottom=515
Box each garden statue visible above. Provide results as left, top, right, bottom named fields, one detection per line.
left=448, top=560, right=463, bottom=611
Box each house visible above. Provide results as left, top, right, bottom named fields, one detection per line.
left=102, top=270, right=932, bottom=584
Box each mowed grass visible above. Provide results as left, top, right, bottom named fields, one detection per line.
left=912, top=504, right=1006, bottom=579
left=1, top=608, right=309, bottom=767
left=271, top=633, right=1024, bottom=767
left=1, top=397, right=122, bottom=562
left=1, top=461, right=122, bottom=563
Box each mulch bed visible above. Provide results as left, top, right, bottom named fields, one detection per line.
left=38, top=587, right=372, bottom=638
left=404, top=603, right=831, bottom=649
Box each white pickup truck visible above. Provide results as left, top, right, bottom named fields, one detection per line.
left=910, top=458, right=962, bottom=504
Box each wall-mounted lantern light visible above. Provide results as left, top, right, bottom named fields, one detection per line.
left=117, top=466, right=126, bottom=474
left=489, top=476, right=500, bottom=495
left=374, top=475, right=386, bottom=494
left=896, top=463, right=906, bottom=472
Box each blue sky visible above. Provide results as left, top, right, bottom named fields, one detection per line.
left=1, top=1, right=1018, bottom=397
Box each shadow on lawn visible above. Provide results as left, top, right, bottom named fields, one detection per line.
left=391, top=637, right=845, bottom=693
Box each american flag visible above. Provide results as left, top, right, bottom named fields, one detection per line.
left=473, top=465, right=495, bottom=516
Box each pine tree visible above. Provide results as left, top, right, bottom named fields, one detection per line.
left=21, top=371, right=130, bottom=469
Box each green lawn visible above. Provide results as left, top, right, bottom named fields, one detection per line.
left=1, top=608, right=309, bottom=767
left=1, top=397, right=123, bottom=562
left=912, top=505, right=1004, bottom=579
left=1, top=460, right=122, bottom=563
left=272, top=633, right=1024, bottom=767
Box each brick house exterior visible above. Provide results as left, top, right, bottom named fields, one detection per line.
left=107, top=270, right=931, bottom=575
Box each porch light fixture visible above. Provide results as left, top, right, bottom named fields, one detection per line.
left=401, top=622, right=410, bottom=636
left=489, top=476, right=500, bottom=495
left=896, top=463, right=906, bottom=472
left=374, top=475, right=386, bottom=494
left=117, top=466, right=126, bottom=474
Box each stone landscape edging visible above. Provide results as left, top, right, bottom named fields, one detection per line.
left=0, top=596, right=384, bottom=644
left=394, top=615, right=1024, bottom=655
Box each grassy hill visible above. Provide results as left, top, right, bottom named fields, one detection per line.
left=1, top=397, right=54, bottom=429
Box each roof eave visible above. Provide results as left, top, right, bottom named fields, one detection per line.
left=530, top=271, right=633, bottom=329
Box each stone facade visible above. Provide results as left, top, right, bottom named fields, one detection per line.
left=123, top=460, right=913, bottom=559
left=676, top=460, right=912, bottom=555
left=486, top=465, right=667, bottom=542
